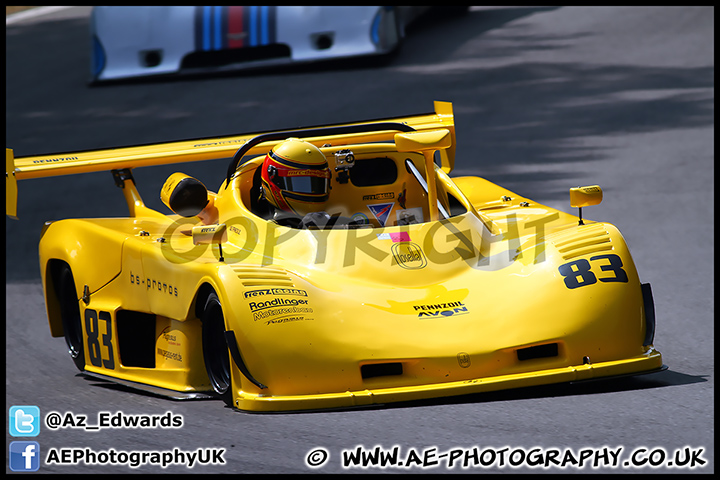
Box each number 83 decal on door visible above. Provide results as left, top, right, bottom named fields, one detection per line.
left=558, top=254, right=629, bottom=289
left=84, top=308, right=115, bottom=370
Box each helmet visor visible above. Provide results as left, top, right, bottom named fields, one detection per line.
left=283, top=175, right=329, bottom=195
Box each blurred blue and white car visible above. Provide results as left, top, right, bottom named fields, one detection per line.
left=90, top=6, right=429, bottom=82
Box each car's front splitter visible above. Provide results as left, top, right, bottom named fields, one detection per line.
left=231, top=348, right=663, bottom=412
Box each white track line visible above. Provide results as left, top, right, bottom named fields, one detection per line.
left=6, top=6, right=72, bottom=25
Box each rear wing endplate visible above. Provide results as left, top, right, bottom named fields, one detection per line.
left=6, top=149, right=18, bottom=219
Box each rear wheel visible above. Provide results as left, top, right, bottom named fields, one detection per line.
left=56, top=265, right=85, bottom=371
left=201, top=292, right=233, bottom=406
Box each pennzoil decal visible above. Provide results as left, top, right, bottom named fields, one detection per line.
left=415, top=301, right=468, bottom=318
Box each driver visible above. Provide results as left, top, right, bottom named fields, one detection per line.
left=260, top=138, right=333, bottom=227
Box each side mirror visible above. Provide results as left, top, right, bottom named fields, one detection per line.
left=6, top=149, right=17, bottom=219
left=570, top=185, right=603, bottom=225
left=161, top=172, right=209, bottom=217
left=394, top=129, right=452, bottom=153
left=192, top=223, right=227, bottom=262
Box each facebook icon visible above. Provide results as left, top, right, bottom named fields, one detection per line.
left=9, top=441, right=41, bottom=472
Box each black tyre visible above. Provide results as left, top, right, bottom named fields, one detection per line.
left=57, top=265, right=85, bottom=371
left=201, top=292, right=233, bottom=406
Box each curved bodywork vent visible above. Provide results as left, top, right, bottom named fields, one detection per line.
left=361, top=362, right=403, bottom=379
left=550, top=223, right=613, bottom=261
left=517, top=343, right=559, bottom=361
left=231, top=265, right=294, bottom=287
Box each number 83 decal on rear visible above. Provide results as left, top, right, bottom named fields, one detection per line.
left=558, top=254, right=629, bottom=289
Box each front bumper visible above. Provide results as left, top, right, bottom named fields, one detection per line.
left=231, top=348, right=663, bottom=412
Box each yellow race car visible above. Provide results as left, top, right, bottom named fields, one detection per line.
left=6, top=101, right=663, bottom=412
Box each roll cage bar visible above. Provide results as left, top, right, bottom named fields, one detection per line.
left=224, top=122, right=417, bottom=188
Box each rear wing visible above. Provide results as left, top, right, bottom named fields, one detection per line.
left=6, top=100, right=455, bottom=219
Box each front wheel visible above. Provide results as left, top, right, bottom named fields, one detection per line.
left=56, top=265, right=85, bottom=371
left=201, top=292, right=233, bottom=406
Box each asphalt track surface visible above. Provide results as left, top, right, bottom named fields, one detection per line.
left=6, top=6, right=713, bottom=474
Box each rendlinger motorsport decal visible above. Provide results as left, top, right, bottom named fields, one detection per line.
left=245, top=288, right=314, bottom=324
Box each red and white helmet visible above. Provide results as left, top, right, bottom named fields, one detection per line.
left=261, top=138, right=331, bottom=216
